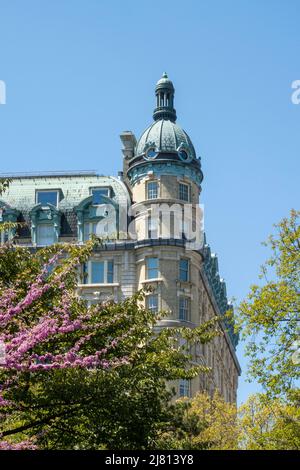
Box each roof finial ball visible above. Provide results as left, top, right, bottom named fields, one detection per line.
left=153, top=72, right=177, bottom=122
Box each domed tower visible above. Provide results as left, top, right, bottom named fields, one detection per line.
left=120, top=77, right=240, bottom=401
left=121, top=73, right=204, bottom=335
left=127, top=73, right=203, bottom=239
left=127, top=73, right=203, bottom=201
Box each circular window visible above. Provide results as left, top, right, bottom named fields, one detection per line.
left=145, top=147, right=157, bottom=160
left=177, top=144, right=191, bottom=162
left=146, top=148, right=156, bottom=158
left=178, top=150, right=189, bottom=161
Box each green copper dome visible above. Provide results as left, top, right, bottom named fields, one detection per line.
left=136, top=119, right=196, bottom=160
left=128, top=74, right=203, bottom=187
left=156, top=71, right=174, bottom=87
left=135, top=73, right=197, bottom=161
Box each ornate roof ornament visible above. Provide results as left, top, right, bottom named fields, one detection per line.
left=153, top=72, right=177, bottom=122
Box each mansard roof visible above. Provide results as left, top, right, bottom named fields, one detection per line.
left=0, top=173, right=130, bottom=238
left=0, top=173, right=130, bottom=211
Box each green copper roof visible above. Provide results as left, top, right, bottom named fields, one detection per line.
left=136, top=119, right=196, bottom=159
left=0, top=174, right=130, bottom=211
left=155, top=72, right=174, bottom=89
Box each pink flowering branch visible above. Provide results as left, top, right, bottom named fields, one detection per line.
left=0, top=440, right=37, bottom=450
left=0, top=242, right=151, bottom=449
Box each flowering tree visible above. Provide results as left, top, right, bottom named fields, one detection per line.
left=0, top=237, right=218, bottom=449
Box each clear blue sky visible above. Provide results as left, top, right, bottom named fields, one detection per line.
left=0, top=0, right=299, bottom=405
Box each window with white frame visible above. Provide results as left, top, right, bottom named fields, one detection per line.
left=36, top=190, right=59, bottom=208
left=179, top=258, right=189, bottom=282
left=146, top=294, right=158, bottom=314
left=179, top=182, right=190, bottom=202
left=179, top=296, right=190, bottom=321
left=147, top=181, right=158, bottom=200
left=91, top=187, right=110, bottom=205
left=179, top=379, right=191, bottom=397
left=84, top=260, right=114, bottom=284
left=146, top=257, right=159, bottom=280
left=36, top=224, right=55, bottom=246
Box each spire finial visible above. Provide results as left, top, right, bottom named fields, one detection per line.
left=153, top=73, right=177, bottom=122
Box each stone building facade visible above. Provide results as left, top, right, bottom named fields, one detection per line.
left=0, top=74, right=240, bottom=402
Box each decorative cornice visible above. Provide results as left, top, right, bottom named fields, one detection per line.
left=127, top=161, right=203, bottom=187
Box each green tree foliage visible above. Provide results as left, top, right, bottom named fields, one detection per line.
left=239, top=391, right=300, bottom=450
left=155, top=390, right=300, bottom=450
left=156, top=392, right=239, bottom=450
left=238, top=210, right=300, bottom=396
left=0, top=238, right=218, bottom=449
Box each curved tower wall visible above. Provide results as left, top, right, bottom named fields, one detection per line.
left=123, top=74, right=240, bottom=401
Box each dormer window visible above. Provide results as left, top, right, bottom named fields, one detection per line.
left=37, top=224, right=55, bottom=246
left=75, top=193, right=118, bottom=243
left=91, top=187, right=110, bottom=205
left=36, top=190, right=59, bottom=208
left=30, top=203, right=61, bottom=246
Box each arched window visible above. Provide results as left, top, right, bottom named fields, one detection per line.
left=29, top=203, right=61, bottom=246
left=75, top=193, right=118, bottom=243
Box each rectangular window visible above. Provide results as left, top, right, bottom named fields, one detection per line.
left=83, top=222, right=98, bottom=241
left=146, top=294, right=158, bottom=314
left=146, top=257, right=159, bottom=279
left=37, top=224, right=55, bottom=246
left=107, top=260, right=114, bottom=283
left=36, top=190, right=59, bottom=207
left=90, top=260, right=114, bottom=284
left=179, top=296, right=190, bottom=321
left=179, top=183, right=190, bottom=202
left=179, top=258, right=189, bottom=282
left=181, top=217, right=190, bottom=240
left=147, top=181, right=158, bottom=200
left=147, top=216, right=158, bottom=239
left=91, top=261, right=104, bottom=283
left=91, top=187, right=110, bottom=204
left=85, top=220, right=109, bottom=240
left=179, top=379, right=191, bottom=397
left=82, top=262, right=88, bottom=284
